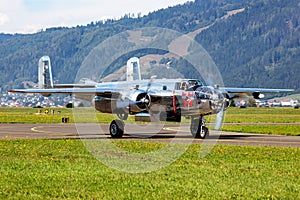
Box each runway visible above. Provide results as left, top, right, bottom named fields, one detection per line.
left=0, top=123, right=299, bottom=147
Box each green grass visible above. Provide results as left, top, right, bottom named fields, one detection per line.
left=220, top=107, right=300, bottom=136
left=0, top=139, right=299, bottom=199
left=223, top=107, right=300, bottom=123
left=222, top=124, right=300, bottom=136
left=0, top=107, right=115, bottom=124
left=0, top=107, right=73, bottom=124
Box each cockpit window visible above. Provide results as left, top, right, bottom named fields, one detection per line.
left=188, top=80, right=203, bottom=87
left=175, top=80, right=203, bottom=90
left=180, top=82, right=188, bottom=90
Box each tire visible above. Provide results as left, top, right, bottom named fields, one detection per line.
left=190, top=118, right=200, bottom=137
left=109, top=120, right=124, bottom=138
left=190, top=118, right=209, bottom=139
left=198, top=126, right=209, bottom=139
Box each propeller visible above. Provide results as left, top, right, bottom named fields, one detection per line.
left=144, top=76, right=166, bottom=122
left=144, top=76, right=156, bottom=111
left=214, top=102, right=225, bottom=130
left=146, top=76, right=157, bottom=93
left=126, top=76, right=156, bottom=111
left=213, top=86, right=229, bottom=131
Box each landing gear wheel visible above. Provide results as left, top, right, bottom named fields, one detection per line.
left=198, top=126, right=209, bottom=139
left=190, top=117, right=209, bottom=139
left=109, top=120, right=124, bottom=138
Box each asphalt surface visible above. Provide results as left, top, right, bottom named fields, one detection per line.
left=0, top=123, right=299, bottom=147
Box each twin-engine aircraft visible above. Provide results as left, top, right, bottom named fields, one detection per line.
left=9, top=56, right=294, bottom=139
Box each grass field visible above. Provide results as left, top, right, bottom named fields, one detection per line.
left=0, top=139, right=299, bottom=199
left=0, top=107, right=299, bottom=135
left=221, top=107, right=300, bottom=136
left=0, top=107, right=299, bottom=199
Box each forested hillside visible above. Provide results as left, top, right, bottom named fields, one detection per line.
left=196, top=0, right=300, bottom=89
left=0, top=0, right=299, bottom=92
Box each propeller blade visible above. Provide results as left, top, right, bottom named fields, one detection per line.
left=146, top=75, right=157, bottom=93
left=215, top=103, right=225, bottom=130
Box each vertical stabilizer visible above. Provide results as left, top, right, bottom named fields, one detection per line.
left=126, top=57, right=141, bottom=81
left=38, top=56, right=53, bottom=89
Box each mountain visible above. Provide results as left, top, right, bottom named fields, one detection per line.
left=0, top=0, right=299, bottom=92
left=195, top=0, right=300, bottom=90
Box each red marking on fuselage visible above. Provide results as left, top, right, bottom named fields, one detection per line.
left=182, top=91, right=194, bottom=107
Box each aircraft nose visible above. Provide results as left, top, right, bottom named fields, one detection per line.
left=195, top=86, right=225, bottom=101
left=194, top=86, right=226, bottom=114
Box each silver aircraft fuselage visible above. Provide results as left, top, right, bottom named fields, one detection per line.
left=92, top=79, right=226, bottom=119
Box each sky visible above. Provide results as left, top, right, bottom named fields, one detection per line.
left=0, top=0, right=190, bottom=34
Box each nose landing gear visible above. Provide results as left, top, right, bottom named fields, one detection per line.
left=190, top=116, right=209, bottom=139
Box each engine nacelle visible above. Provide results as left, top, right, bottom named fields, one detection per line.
left=42, top=93, right=52, bottom=97
left=94, top=90, right=151, bottom=115
left=94, top=96, right=129, bottom=114
left=253, top=92, right=265, bottom=99
left=129, top=91, right=151, bottom=113
left=94, top=96, right=118, bottom=113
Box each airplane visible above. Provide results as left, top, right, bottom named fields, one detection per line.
left=9, top=56, right=294, bottom=139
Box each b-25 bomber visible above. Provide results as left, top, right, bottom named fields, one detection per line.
left=9, top=56, right=294, bottom=139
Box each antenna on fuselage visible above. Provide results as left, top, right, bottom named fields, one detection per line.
left=126, top=57, right=141, bottom=81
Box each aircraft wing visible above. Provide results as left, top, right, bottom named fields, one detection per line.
left=10, top=87, right=129, bottom=102
left=10, top=87, right=294, bottom=97
left=52, top=84, right=97, bottom=89
left=221, top=87, right=294, bottom=99
left=9, top=87, right=115, bottom=96
left=9, top=87, right=174, bottom=96
left=8, top=86, right=175, bottom=104
left=51, top=78, right=98, bottom=88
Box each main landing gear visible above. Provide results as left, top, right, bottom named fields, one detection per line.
left=109, top=115, right=209, bottom=139
left=109, top=110, right=127, bottom=138
left=190, top=116, right=209, bottom=139
left=109, top=120, right=124, bottom=138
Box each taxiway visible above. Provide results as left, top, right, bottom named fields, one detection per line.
left=0, top=123, right=299, bottom=147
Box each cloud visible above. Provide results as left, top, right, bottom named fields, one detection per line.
left=0, top=12, right=9, bottom=26
left=1, top=0, right=190, bottom=33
